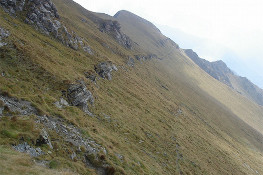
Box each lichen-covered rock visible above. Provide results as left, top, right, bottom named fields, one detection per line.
left=95, top=62, right=118, bottom=80
left=0, top=94, right=38, bottom=115
left=0, top=26, right=9, bottom=47
left=67, top=81, right=94, bottom=115
left=13, top=142, right=44, bottom=157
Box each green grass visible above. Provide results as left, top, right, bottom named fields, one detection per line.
left=0, top=116, right=40, bottom=145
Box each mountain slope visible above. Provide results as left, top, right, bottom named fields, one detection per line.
left=184, top=49, right=263, bottom=106
left=0, top=1, right=263, bottom=175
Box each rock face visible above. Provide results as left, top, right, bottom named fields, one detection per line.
left=0, top=0, right=93, bottom=53
left=0, top=26, right=9, bottom=47
left=99, top=20, right=132, bottom=49
left=67, top=81, right=94, bottom=115
left=95, top=62, right=118, bottom=80
left=13, top=142, right=44, bottom=157
left=185, top=49, right=233, bottom=87
left=0, top=0, right=25, bottom=14
left=25, top=0, right=60, bottom=35
left=0, top=94, right=38, bottom=116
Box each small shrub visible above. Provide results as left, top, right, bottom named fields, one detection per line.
left=105, top=166, right=116, bottom=175
left=11, top=116, right=18, bottom=122
left=1, top=129, right=18, bottom=139
left=0, top=100, right=4, bottom=107
left=49, top=160, right=59, bottom=169
left=0, top=91, right=11, bottom=97
left=99, top=154, right=106, bottom=161
left=3, top=105, right=11, bottom=113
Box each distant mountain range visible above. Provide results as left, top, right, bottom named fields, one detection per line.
left=184, top=49, right=263, bottom=106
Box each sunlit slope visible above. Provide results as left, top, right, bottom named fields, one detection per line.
left=115, top=10, right=263, bottom=137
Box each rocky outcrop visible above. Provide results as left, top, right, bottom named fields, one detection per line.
left=25, top=0, right=60, bottom=35
left=0, top=94, right=38, bottom=116
left=13, top=142, right=44, bottom=157
left=99, top=20, right=132, bottom=49
left=1, top=93, right=108, bottom=172
left=36, top=115, right=112, bottom=174
left=0, top=26, right=9, bottom=47
left=134, top=54, right=158, bottom=63
left=95, top=61, right=118, bottom=80
left=36, top=115, right=106, bottom=155
left=0, top=0, right=93, bottom=53
left=67, top=81, right=94, bottom=115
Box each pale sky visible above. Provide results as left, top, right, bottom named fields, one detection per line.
left=74, top=0, right=263, bottom=88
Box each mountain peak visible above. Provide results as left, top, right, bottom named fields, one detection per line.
left=114, top=10, right=161, bottom=34
left=114, top=10, right=132, bottom=18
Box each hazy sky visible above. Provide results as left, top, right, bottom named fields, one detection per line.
left=74, top=0, right=263, bottom=88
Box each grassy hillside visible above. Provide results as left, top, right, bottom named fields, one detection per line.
left=0, top=0, right=263, bottom=175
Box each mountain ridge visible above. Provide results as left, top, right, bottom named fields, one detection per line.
left=184, top=49, right=263, bottom=106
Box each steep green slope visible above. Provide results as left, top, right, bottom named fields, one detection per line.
left=0, top=0, right=262, bottom=175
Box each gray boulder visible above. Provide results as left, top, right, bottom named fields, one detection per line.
left=13, top=142, right=44, bottom=157
left=54, top=97, right=69, bottom=109
left=127, top=57, right=135, bottom=67
left=67, top=81, right=94, bottom=115
left=95, top=62, right=118, bottom=80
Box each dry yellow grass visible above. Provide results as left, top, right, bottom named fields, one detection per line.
left=0, top=146, right=82, bottom=175
left=0, top=0, right=262, bottom=174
